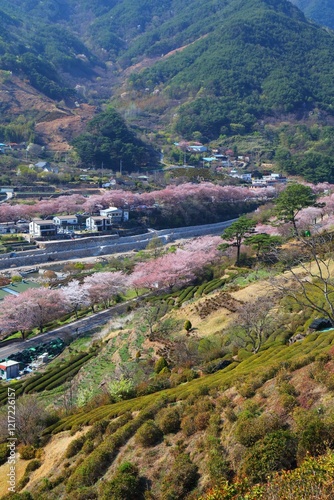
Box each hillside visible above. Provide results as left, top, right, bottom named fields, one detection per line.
left=1, top=283, right=334, bottom=499
left=3, top=0, right=334, bottom=155
left=2, top=228, right=334, bottom=498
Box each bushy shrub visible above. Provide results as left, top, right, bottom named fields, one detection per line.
left=135, top=420, right=163, bottom=447
left=0, top=492, right=33, bottom=500
left=294, top=409, right=334, bottom=463
left=82, top=439, right=94, bottom=455
left=19, top=445, right=36, bottom=460
left=241, top=430, right=297, bottom=483
left=194, top=412, right=211, bottom=431
left=0, top=442, right=8, bottom=465
left=170, top=368, right=197, bottom=387
left=181, top=415, right=196, bottom=437
left=25, top=459, right=41, bottom=473
left=154, top=357, right=168, bottom=374
left=67, top=449, right=111, bottom=490
left=207, top=446, right=230, bottom=485
left=194, top=397, right=214, bottom=413
left=65, top=436, right=85, bottom=458
left=202, top=358, right=231, bottom=374
left=17, top=475, right=30, bottom=490
left=235, top=413, right=284, bottom=447
left=66, top=486, right=98, bottom=499
left=278, top=381, right=298, bottom=396
left=155, top=407, right=181, bottom=434
left=280, top=393, right=298, bottom=412
left=184, top=320, right=192, bottom=332
left=224, top=408, right=237, bottom=423
left=99, top=462, right=143, bottom=500
left=161, top=453, right=198, bottom=499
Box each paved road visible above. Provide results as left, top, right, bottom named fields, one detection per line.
left=0, top=297, right=143, bottom=360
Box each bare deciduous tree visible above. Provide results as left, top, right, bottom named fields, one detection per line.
left=272, top=233, right=334, bottom=326
left=0, top=394, right=49, bottom=445
left=232, top=298, right=277, bottom=354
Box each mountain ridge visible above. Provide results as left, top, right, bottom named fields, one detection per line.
left=1, top=0, right=334, bottom=154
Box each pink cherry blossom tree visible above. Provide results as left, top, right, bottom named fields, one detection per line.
left=0, top=288, right=70, bottom=338
left=83, top=271, right=129, bottom=310
left=130, top=236, right=220, bottom=291
left=62, top=280, right=91, bottom=319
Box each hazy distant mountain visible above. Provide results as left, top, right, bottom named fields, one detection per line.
left=290, top=0, right=334, bottom=30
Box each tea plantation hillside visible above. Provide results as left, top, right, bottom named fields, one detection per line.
left=1, top=267, right=334, bottom=500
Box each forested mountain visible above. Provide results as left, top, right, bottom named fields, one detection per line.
left=3, top=0, right=334, bottom=156
left=0, top=2, right=99, bottom=100
left=290, top=0, right=334, bottom=30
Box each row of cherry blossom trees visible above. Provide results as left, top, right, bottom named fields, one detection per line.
left=251, top=186, right=334, bottom=238
left=131, top=235, right=221, bottom=291
left=0, top=183, right=277, bottom=222
left=0, top=235, right=221, bottom=339
left=0, top=271, right=129, bottom=339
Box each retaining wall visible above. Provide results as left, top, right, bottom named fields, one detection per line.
left=0, top=220, right=236, bottom=270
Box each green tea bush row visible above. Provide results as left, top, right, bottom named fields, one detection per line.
left=177, top=286, right=196, bottom=303
left=42, top=358, right=95, bottom=391
left=195, top=282, right=209, bottom=297
left=28, top=353, right=95, bottom=393
left=66, top=404, right=164, bottom=491
left=21, top=373, right=46, bottom=394
left=181, top=286, right=199, bottom=303
left=202, top=279, right=226, bottom=295
left=65, top=436, right=86, bottom=458
left=24, top=352, right=88, bottom=393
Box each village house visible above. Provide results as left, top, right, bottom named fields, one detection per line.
left=214, top=154, right=232, bottom=167
left=34, top=161, right=59, bottom=174
left=85, top=216, right=114, bottom=232
left=86, top=207, right=129, bottom=232
left=29, top=219, right=57, bottom=238
left=251, top=173, right=287, bottom=187
left=187, top=145, right=208, bottom=153
left=0, top=143, right=11, bottom=154
left=99, top=206, right=129, bottom=221
left=0, top=360, right=20, bottom=380
left=0, top=222, right=16, bottom=234
left=53, top=215, right=79, bottom=227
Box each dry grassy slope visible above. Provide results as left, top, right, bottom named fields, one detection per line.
left=166, top=278, right=271, bottom=338
left=34, top=103, right=96, bottom=152
left=0, top=430, right=86, bottom=498
left=0, top=76, right=96, bottom=151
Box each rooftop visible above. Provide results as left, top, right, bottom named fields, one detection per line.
left=0, top=360, right=20, bottom=368
left=0, top=280, right=40, bottom=301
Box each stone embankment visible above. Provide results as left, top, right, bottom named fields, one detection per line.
left=0, top=219, right=237, bottom=270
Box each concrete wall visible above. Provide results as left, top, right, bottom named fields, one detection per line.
left=0, top=220, right=236, bottom=271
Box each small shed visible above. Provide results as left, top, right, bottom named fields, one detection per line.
left=309, top=318, right=332, bottom=331
left=0, top=360, right=20, bottom=380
